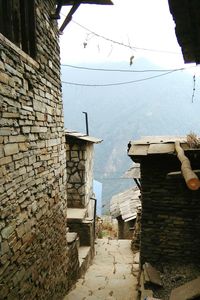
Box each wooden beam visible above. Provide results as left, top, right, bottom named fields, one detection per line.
left=59, top=2, right=80, bottom=33
left=175, top=141, right=199, bottom=190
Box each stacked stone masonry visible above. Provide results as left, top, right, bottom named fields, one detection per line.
left=0, top=1, right=69, bottom=299
left=139, top=153, right=200, bottom=266
left=68, top=221, right=94, bottom=247
left=66, top=139, right=94, bottom=208
left=67, top=234, right=80, bottom=290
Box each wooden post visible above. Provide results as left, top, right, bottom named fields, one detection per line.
left=175, top=141, right=199, bottom=190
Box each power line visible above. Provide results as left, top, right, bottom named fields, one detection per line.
left=72, top=20, right=181, bottom=55
left=61, top=69, right=183, bottom=87
left=61, top=63, right=182, bottom=73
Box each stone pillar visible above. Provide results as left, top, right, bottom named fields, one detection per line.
left=66, top=139, right=94, bottom=209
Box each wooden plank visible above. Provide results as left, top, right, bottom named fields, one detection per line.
left=12, top=0, right=21, bottom=47
left=1, top=0, right=13, bottom=41
left=20, top=0, right=30, bottom=54
left=27, top=0, right=36, bottom=58
left=0, top=0, right=4, bottom=36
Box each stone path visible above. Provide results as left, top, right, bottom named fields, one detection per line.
left=64, top=239, right=139, bottom=300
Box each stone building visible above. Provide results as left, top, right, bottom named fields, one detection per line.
left=0, top=1, right=69, bottom=299
left=110, top=187, right=141, bottom=239
left=128, top=136, right=200, bottom=265
left=65, top=130, right=102, bottom=248
left=0, top=0, right=108, bottom=298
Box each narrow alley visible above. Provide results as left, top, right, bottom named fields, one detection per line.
left=64, top=239, right=139, bottom=300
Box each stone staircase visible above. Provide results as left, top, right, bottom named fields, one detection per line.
left=67, top=208, right=94, bottom=246
left=66, top=208, right=95, bottom=291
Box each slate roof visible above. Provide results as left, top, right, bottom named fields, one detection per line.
left=65, top=130, right=102, bottom=144
left=128, top=136, right=196, bottom=158
left=110, top=187, right=141, bottom=222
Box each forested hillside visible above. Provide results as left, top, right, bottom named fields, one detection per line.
left=61, top=59, right=200, bottom=212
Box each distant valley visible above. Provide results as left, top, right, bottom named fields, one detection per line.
left=61, top=58, right=200, bottom=212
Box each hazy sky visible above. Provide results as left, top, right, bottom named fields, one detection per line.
left=59, top=0, right=185, bottom=67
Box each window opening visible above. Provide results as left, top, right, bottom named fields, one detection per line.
left=0, top=0, right=36, bottom=58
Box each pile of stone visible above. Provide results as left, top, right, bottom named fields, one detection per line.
left=139, top=262, right=200, bottom=300
left=139, top=262, right=162, bottom=300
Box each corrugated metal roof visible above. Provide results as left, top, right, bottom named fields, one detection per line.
left=110, top=187, right=141, bottom=221
left=128, top=136, right=194, bottom=157
left=65, top=130, right=102, bottom=144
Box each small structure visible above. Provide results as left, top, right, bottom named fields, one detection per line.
left=128, top=136, right=200, bottom=265
left=65, top=130, right=102, bottom=252
left=110, top=187, right=141, bottom=239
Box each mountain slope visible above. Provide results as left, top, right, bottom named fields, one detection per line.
left=61, top=59, right=200, bottom=212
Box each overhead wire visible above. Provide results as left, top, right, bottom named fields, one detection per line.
left=61, top=63, right=183, bottom=73
left=61, top=68, right=183, bottom=87
left=71, top=20, right=181, bottom=55
left=60, top=18, right=197, bottom=87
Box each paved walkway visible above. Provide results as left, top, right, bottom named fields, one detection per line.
left=65, top=239, right=139, bottom=300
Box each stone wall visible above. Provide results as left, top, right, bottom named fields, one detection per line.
left=68, top=221, right=94, bottom=246
left=139, top=153, right=200, bottom=265
left=66, top=138, right=94, bottom=208
left=0, top=1, right=69, bottom=299
left=67, top=233, right=79, bottom=290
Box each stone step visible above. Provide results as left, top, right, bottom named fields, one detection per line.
left=67, top=232, right=78, bottom=244
left=67, top=232, right=80, bottom=249
left=68, top=220, right=94, bottom=247
left=78, top=246, right=94, bottom=277
left=67, top=208, right=87, bottom=222
left=143, top=263, right=162, bottom=286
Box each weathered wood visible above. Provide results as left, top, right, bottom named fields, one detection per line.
left=167, top=169, right=200, bottom=179
left=175, top=141, right=199, bottom=190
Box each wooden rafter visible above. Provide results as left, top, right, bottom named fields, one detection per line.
left=175, top=141, right=199, bottom=190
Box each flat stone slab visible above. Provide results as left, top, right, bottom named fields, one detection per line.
left=78, top=246, right=90, bottom=263
left=144, top=263, right=162, bottom=286
left=170, top=276, right=200, bottom=300
left=67, top=208, right=87, bottom=221
left=64, top=239, right=139, bottom=300
left=67, top=232, right=78, bottom=244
